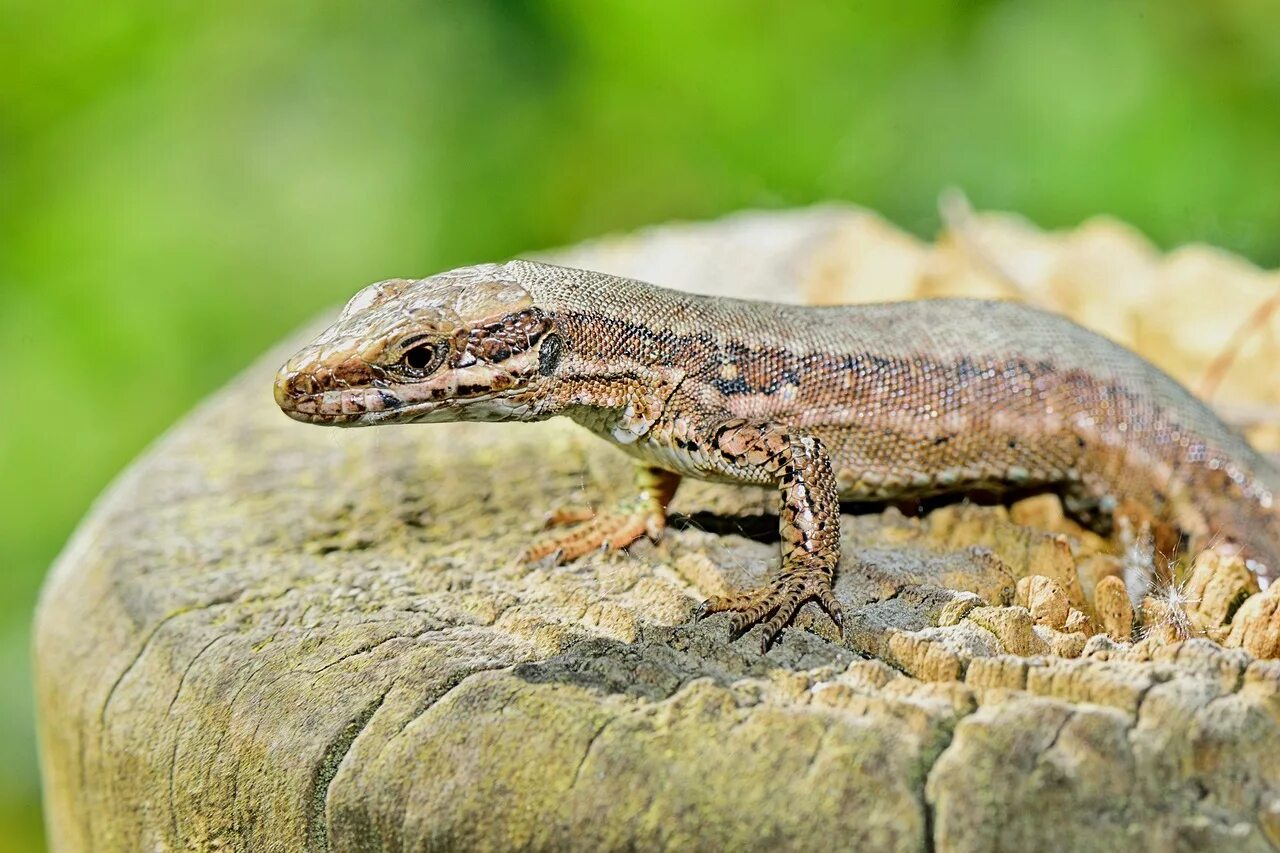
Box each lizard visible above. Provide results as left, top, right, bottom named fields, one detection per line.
left=274, top=259, right=1280, bottom=649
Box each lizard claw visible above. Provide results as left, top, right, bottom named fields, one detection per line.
left=696, top=568, right=841, bottom=650
left=819, top=589, right=845, bottom=638
left=517, top=545, right=565, bottom=567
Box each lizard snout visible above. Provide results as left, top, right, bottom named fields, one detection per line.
left=275, top=348, right=402, bottom=424
left=273, top=364, right=308, bottom=413
left=274, top=346, right=327, bottom=413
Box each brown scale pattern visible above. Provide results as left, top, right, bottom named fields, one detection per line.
left=453, top=309, right=550, bottom=367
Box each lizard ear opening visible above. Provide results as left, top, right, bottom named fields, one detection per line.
left=538, top=333, right=563, bottom=376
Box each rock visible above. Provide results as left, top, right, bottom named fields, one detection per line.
left=1064, top=608, right=1096, bottom=637
left=1186, top=549, right=1260, bottom=636
left=1026, top=576, right=1070, bottom=629
left=35, top=206, right=1280, bottom=851
left=1094, top=575, right=1136, bottom=643
left=1076, top=553, right=1125, bottom=611
left=1227, top=582, right=1280, bottom=659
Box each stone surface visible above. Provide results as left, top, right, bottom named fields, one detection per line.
left=35, top=206, right=1280, bottom=851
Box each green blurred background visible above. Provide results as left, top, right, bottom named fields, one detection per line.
left=3, top=0, right=1279, bottom=846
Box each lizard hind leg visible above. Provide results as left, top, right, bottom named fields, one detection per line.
left=520, top=465, right=681, bottom=565
left=694, top=421, right=844, bottom=650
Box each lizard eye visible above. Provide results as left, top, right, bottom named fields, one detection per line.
left=398, top=338, right=448, bottom=377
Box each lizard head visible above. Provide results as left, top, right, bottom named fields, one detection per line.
left=274, top=263, right=561, bottom=425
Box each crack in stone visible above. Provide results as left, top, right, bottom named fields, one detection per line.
left=569, top=716, right=618, bottom=789
left=100, top=609, right=195, bottom=726
left=214, top=653, right=275, bottom=846
left=166, top=633, right=233, bottom=715
left=1124, top=672, right=1168, bottom=737
left=1034, top=711, right=1075, bottom=768
left=308, top=690, right=389, bottom=853
left=98, top=589, right=243, bottom=726
left=919, top=704, right=980, bottom=853
left=374, top=662, right=525, bottom=765
left=308, top=627, right=448, bottom=676
left=800, top=722, right=836, bottom=778
left=93, top=593, right=243, bottom=846
left=379, top=668, right=530, bottom=849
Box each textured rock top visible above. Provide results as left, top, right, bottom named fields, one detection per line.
left=36, top=206, right=1280, bottom=851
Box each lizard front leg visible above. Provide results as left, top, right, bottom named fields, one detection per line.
left=521, top=464, right=681, bottom=564
left=696, top=420, right=844, bottom=650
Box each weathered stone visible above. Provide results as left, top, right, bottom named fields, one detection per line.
left=1026, top=575, right=1070, bottom=629
left=1094, top=575, right=1136, bottom=642
left=1064, top=608, right=1096, bottom=637
left=1227, top=581, right=1280, bottom=658
left=1076, top=552, right=1124, bottom=613
left=1186, top=549, right=1261, bottom=633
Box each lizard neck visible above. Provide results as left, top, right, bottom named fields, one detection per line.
left=519, top=306, right=689, bottom=442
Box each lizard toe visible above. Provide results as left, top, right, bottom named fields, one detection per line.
left=697, top=570, right=840, bottom=648
left=694, top=598, right=724, bottom=620
left=818, top=589, right=844, bottom=636
left=760, top=596, right=802, bottom=651
left=543, top=504, right=596, bottom=528
left=523, top=508, right=657, bottom=564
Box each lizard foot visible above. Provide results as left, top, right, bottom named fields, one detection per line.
left=697, top=569, right=843, bottom=651
left=520, top=499, right=665, bottom=565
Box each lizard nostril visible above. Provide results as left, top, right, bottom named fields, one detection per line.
left=273, top=366, right=320, bottom=409
left=273, top=369, right=298, bottom=408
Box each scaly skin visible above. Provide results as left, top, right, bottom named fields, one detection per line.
left=275, top=260, right=1280, bottom=649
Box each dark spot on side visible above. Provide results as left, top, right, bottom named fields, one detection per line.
left=1008, top=439, right=1018, bottom=450
left=953, top=357, right=978, bottom=382
left=712, top=376, right=750, bottom=395
left=934, top=435, right=951, bottom=447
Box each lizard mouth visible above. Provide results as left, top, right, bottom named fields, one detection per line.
left=276, top=384, right=409, bottom=426
left=275, top=375, right=517, bottom=426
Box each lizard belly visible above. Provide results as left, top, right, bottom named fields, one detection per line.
left=616, top=432, right=772, bottom=486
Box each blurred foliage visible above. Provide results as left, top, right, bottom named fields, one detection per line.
left=3, top=0, right=1279, bottom=845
